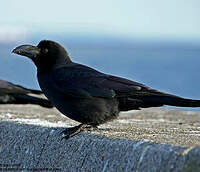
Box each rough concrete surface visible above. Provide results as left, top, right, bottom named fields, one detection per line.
left=0, top=104, right=200, bottom=171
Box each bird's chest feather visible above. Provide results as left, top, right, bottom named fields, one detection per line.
left=37, top=71, right=120, bottom=124
left=38, top=72, right=98, bottom=111
left=37, top=73, right=69, bottom=105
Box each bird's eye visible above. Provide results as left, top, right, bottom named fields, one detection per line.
left=43, top=48, right=48, bottom=54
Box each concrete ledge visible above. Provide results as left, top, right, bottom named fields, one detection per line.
left=0, top=121, right=200, bottom=172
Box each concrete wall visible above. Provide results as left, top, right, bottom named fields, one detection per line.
left=0, top=121, right=199, bottom=172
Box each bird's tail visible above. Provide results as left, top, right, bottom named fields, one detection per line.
left=10, top=94, right=53, bottom=108
left=139, top=95, right=200, bottom=108
left=28, top=89, right=43, bottom=94
left=122, top=90, right=200, bottom=109
left=13, top=83, right=43, bottom=94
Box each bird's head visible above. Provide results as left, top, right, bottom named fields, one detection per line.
left=12, top=40, right=71, bottom=72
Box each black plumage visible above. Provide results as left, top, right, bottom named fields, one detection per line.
left=12, top=40, right=200, bottom=138
left=0, top=79, right=53, bottom=108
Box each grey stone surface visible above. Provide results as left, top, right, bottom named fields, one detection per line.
left=0, top=121, right=199, bottom=172
left=0, top=105, right=200, bottom=171
left=1, top=105, right=200, bottom=147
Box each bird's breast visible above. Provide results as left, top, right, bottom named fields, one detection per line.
left=37, top=72, right=120, bottom=124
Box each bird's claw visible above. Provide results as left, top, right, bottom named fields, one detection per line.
left=61, top=124, right=97, bottom=140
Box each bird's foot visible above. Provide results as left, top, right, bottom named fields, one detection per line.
left=61, top=124, right=97, bottom=139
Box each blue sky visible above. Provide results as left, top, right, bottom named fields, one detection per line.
left=0, top=0, right=200, bottom=42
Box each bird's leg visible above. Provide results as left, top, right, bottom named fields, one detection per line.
left=85, top=124, right=98, bottom=131
left=61, top=124, right=97, bottom=139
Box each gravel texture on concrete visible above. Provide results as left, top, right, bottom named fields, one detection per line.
left=0, top=104, right=200, bottom=171
left=0, top=105, right=200, bottom=147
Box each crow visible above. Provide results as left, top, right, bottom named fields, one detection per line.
left=0, top=79, right=53, bottom=108
left=12, top=40, right=200, bottom=138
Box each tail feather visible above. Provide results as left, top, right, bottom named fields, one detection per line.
left=13, top=94, right=53, bottom=108
left=28, top=89, right=43, bottom=94
left=121, top=89, right=200, bottom=109
left=140, top=96, right=200, bottom=107
left=0, top=94, right=53, bottom=108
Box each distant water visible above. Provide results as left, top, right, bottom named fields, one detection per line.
left=0, top=35, right=200, bottom=111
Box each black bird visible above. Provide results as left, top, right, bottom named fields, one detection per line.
left=12, top=40, right=200, bottom=137
left=0, top=79, right=53, bottom=108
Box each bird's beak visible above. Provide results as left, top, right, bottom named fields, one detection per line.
left=12, top=45, right=40, bottom=59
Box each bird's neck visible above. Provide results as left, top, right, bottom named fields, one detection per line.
left=36, top=57, right=72, bottom=74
